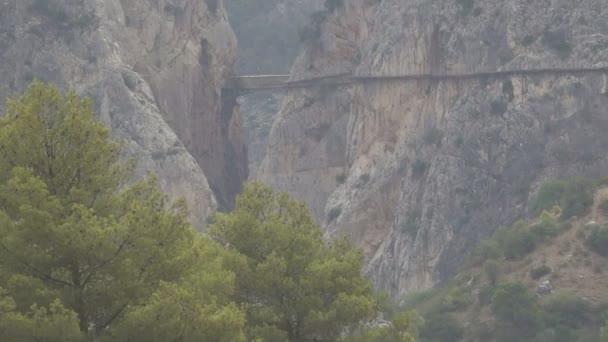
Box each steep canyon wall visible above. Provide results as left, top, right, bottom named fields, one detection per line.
left=0, top=0, right=247, bottom=221
left=258, top=0, right=608, bottom=298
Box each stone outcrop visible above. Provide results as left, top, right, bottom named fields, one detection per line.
left=257, top=0, right=608, bottom=298
left=0, top=0, right=247, bottom=222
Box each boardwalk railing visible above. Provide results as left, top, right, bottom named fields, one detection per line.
left=223, top=67, right=608, bottom=94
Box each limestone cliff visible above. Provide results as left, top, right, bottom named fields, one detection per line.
left=0, top=0, right=247, bottom=222
left=257, top=0, right=608, bottom=298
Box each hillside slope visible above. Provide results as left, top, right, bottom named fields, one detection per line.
left=403, top=181, right=608, bottom=341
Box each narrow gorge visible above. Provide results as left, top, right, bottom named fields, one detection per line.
left=2, top=0, right=607, bottom=305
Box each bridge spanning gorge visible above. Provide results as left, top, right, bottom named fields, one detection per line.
left=222, top=66, right=608, bottom=96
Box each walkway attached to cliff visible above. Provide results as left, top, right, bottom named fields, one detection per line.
left=223, top=66, right=608, bottom=95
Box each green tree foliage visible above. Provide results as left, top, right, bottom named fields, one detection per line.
left=419, top=312, right=464, bottom=342
left=533, top=178, right=596, bottom=219
left=543, top=291, right=591, bottom=330
left=345, top=311, right=423, bottom=342
left=484, top=260, right=501, bottom=285
left=602, top=321, right=608, bottom=341
left=529, top=264, right=552, bottom=280
left=209, top=183, right=378, bottom=341
left=0, top=288, right=81, bottom=342
left=491, top=282, right=542, bottom=340
left=475, top=210, right=562, bottom=262
left=586, top=224, right=608, bottom=256
left=325, top=0, right=344, bottom=12
left=0, top=81, right=245, bottom=340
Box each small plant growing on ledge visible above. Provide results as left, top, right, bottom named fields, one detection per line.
left=522, top=35, right=536, bottom=47
left=299, top=11, right=327, bottom=42
left=542, top=30, right=573, bottom=58
left=599, top=199, right=608, bottom=215
left=325, top=0, right=344, bottom=12
left=423, top=126, right=444, bottom=147
left=586, top=224, right=608, bottom=256
left=327, top=206, right=342, bottom=223
left=490, top=100, right=508, bottom=116
left=530, top=265, right=552, bottom=279
left=456, top=0, right=475, bottom=16
left=412, top=159, right=429, bottom=178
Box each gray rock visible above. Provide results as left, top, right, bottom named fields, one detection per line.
left=0, top=0, right=247, bottom=224
left=537, top=280, right=553, bottom=296
left=257, top=0, right=608, bottom=299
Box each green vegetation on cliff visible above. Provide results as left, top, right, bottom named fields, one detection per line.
left=400, top=177, right=608, bottom=342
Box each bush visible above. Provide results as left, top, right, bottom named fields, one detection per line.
left=599, top=199, right=608, bottom=215
left=412, top=160, right=429, bottom=178
left=327, top=206, right=342, bottom=223
left=529, top=211, right=560, bottom=240
left=423, top=127, right=444, bottom=147
left=491, top=283, right=541, bottom=337
left=401, top=209, right=421, bottom=238
left=456, top=0, right=474, bottom=16
left=544, top=292, right=592, bottom=329
left=530, top=265, right=552, bottom=279
left=441, top=287, right=470, bottom=312
left=359, top=173, right=370, bottom=184
left=324, top=0, right=343, bottom=12
left=586, top=224, right=608, bottom=256
left=484, top=260, right=501, bottom=285
left=206, top=0, right=218, bottom=13
left=335, top=173, right=346, bottom=184
left=29, top=0, right=96, bottom=33
left=420, top=313, right=464, bottom=342
left=522, top=35, right=536, bottom=46
left=542, top=30, right=572, bottom=57
left=533, top=178, right=596, bottom=220
left=454, top=135, right=464, bottom=147
left=478, top=284, right=495, bottom=306
left=30, top=0, right=69, bottom=22
left=501, top=227, right=537, bottom=260
left=491, top=100, right=508, bottom=115
left=477, top=239, right=502, bottom=261
left=299, top=11, right=326, bottom=42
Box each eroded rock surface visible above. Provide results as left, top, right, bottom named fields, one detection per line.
left=0, top=0, right=247, bottom=223
left=258, top=0, right=608, bottom=298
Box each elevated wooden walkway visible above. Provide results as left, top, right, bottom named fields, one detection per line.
left=223, top=67, right=608, bottom=95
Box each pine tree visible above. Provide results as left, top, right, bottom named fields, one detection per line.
left=209, top=182, right=379, bottom=341
left=0, top=81, right=245, bottom=340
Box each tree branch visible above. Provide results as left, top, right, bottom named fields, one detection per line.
left=0, top=242, right=73, bottom=288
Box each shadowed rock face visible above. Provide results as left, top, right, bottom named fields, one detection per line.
left=0, top=0, right=248, bottom=222
left=257, top=0, right=608, bottom=298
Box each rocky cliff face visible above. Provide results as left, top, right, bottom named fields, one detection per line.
left=257, top=0, right=608, bottom=298
left=0, top=0, right=247, bottom=222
